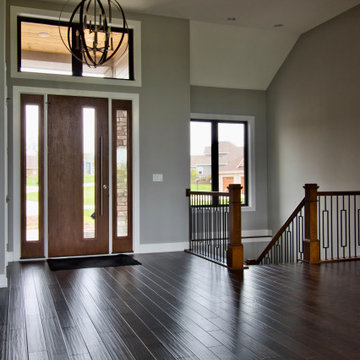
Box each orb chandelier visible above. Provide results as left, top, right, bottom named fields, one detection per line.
left=60, top=0, right=128, bottom=68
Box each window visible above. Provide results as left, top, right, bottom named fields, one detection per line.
left=18, top=16, right=134, bottom=80
left=112, top=100, right=133, bottom=252
left=82, top=107, right=96, bottom=239
left=21, top=94, right=44, bottom=258
left=190, top=119, right=248, bottom=205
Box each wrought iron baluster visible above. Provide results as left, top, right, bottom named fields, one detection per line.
left=340, top=196, right=347, bottom=258
left=318, top=195, right=321, bottom=246
left=321, top=196, right=330, bottom=260
left=330, top=196, right=334, bottom=260
left=215, top=203, right=218, bottom=261
left=336, top=196, right=340, bottom=260
left=354, top=195, right=357, bottom=257
left=347, top=195, right=351, bottom=258
left=296, top=214, right=299, bottom=262
left=358, top=206, right=360, bottom=250
left=290, top=222, right=293, bottom=263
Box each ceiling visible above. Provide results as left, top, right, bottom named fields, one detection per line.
left=42, top=0, right=360, bottom=89
left=48, top=0, right=360, bottom=33
left=119, top=0, right=360, bottom=33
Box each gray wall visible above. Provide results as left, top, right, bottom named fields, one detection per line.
left=135, top=13, right=190, bottom=245
left=0, top=0, right=6, bottom=279
left=191, top=86, right=269, bottom=231
left=267, top=5, right=360, bottom=230
left=6, top=1, right=190, bottom=251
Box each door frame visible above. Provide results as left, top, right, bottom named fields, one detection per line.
left=12, top=86, right=140, bottom=260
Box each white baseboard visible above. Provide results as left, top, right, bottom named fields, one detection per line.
left=135, top=231, right=272, bottom=254
left=242, top=229, right=272, bottom=243
left=242, top=229, right=272, bottom=237
left=137, top=242, right=189, bottom=254
left=242, top=237, right=272, bottom=244
left=0, top=274, right=7, bottom=288
left=241, top=229, right=272, bottom=244
left=6, top=251, right=14, bottom=264
left=135, top=233, right=272, bottom=253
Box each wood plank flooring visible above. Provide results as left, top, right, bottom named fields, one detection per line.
left=0, top=252, right=359, bottom=359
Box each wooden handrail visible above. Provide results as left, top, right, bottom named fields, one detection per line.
left=252, top=198, right=305, bottom=265
left=185, top=189, right=230, bottom=197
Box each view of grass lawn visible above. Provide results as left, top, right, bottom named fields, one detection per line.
left=190, top=184, right=212, bottom=191
left=27, top=185, right=95, bottom=203
left=27, top=177, right=96, bottom=225
left=26, top=192, right=39, bottom=202
left=83, top=184, right=95, bottom=204
left=84, top=208, right=94, bottom=221
left=26, top=175, right=95, bottom=186
left=26, top=176, right=39, bottom=186
left=84, top=175, right=94, bottom=183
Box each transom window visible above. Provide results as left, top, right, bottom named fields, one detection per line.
left=18, top=16, right=134, bottom=80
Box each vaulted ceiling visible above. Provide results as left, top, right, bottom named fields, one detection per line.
left=103, top=0, right=360, bottom=89
left=43, top=0, right=360, bottom=89
left=120, top=0, right=360, bottom=32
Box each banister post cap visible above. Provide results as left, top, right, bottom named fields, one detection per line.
left=303, top=183, right=319, bottom=190
left=228, top=184, right=242, bottom=190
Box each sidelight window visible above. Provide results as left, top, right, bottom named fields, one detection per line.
left=24, top=105, right=40, bottom=241
left=112, top=100, right=132, bottom=252
left=21, top=94, right=44, bottom=258
left=83, top=107, right=96, bottom=239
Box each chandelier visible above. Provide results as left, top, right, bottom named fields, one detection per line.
left=60, top=0, right=128, bottom=68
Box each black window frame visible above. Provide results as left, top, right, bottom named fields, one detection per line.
left=18, top=16, right=134, bottom=80
left=190, top=119, right=249, bottom=206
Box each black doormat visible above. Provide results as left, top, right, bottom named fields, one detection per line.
left=47, top=254, right=141, bottom=271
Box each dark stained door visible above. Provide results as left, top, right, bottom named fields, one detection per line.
left=47, top=95, right=109, bottom=257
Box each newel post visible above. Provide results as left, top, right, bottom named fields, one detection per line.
left=227, top=184, right=244, bottom=270
left=303, top=183, right=320, bottom=264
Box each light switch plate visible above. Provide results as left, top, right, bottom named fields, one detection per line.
left=152, top=173, right=163, bottom=182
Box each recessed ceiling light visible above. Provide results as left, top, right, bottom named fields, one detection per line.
left=38, top=32, right=50, bottom=38
left=274, top=24, right=284, bottom=28
left=227, top=17, right=236, bottom=21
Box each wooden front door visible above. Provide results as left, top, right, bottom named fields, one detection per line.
left=47, top=95, right=109, bottom=257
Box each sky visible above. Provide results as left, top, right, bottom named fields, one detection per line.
left=190, top=121, right=244, bottom=155
left=83, top=107, right=95, bottom=154
left=25, top=105, right=39, bottom=155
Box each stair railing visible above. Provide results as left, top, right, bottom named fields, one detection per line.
left=185, top=184, right=244, bottom=270
left=248, top=184, right=360, bottom=265
left=249, top=198, right=305, bottom=265
left=317, top=190, right=360, bottom=261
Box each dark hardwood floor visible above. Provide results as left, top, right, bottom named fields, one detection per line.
left=0, top=252, right=359, bottom=359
